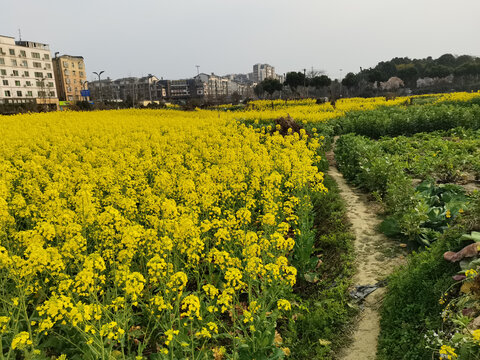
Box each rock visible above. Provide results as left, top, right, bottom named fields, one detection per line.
left=469, top=315, right=480, bottom=330
left=444, top=243, right=479, bottom=262
left=349, top=281, right=387, bottom=302
left=462, top=307, right=476, bottom=317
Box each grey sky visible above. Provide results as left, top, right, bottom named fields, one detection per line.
left=2, top=0, right=480, bottom=81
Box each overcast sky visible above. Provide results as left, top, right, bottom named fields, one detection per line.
left=2, top=0, right=479, bottom=81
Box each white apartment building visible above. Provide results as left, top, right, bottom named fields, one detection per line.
left=253, top=63, right=276, bottom=83
left=0, top=35, right=58, bottom=108
left=195, top=73, right=230, bottom=98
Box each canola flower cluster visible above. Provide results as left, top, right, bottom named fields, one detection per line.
left=435, top=90, right=480, bottom=103
left=0, top=109, right=326, bottom=358
left=231, top=96, right=410, bottom=123
left=213, top=91, right=480, bottom=124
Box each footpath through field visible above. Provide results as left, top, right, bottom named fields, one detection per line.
left=326, top=140, right=406, bottom=360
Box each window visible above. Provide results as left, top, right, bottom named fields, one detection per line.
left=71, top=62, right=75, bottom=68
left=73, top=79, right=77, bottom=84
left=46, top=73, right=52, bottom=78
left=34, top=72, right=43, bottom=78
left=68, top=95, right=73, bottom=101
left=16, top=91, right=22, bottom=97
left=33, top=62, right=42, bottom=68
left=78, top=62, right=84, bottom=69
left=20, top=50, right=26, bottom=57
left=36, top=81, right=43, bottom=87
left=67, top=86, right=72, bottom=92
left=24, top=71, right=29, bottom=77
left=9, top=49, right=15, bottom=55
left=0, top=69, right=6, bottom=75
left=38, top=91, right=45, bottom=97
left=79, top=71, right=84, bottom=77
left=4, top=90, right=10, bottom=97
left=21, top=60, right=27, bottom=67
left=13, top=70, right=19, bottom=76
left=66, top=78, right=70, bottom=84
left=15, top=81, right=20, bottom=86
left=44, top=54, right=49, bottom=60
left=27, top=91, right=33, bottom=97
left=11, top=59, right=17, bottom=66
left=2, top=80, right=8, bottom=86
left=64, top=69, right=70, bottom=76
left=45, top=63, right=51, bottom=69
left=0, top=58, right=4, bottom=65
left=49, top=91, right=55, bottom=97
left=48, top=82, right=54, bottom=88
left=63, top=62, right=68, bottom=68
left=26, top=81, right=32, bottom=86
left=32, top=52, right=40, bottom=59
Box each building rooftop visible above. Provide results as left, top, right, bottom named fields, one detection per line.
left=55, top=54, right=84, bottom=59
left=0, top=35, right=16, bottom=45
left=15, top=40, right=50, bottom=51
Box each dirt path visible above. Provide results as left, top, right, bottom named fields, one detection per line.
left=326, top=147, right=406, bottom=360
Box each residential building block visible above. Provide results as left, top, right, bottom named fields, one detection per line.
left=52, top=55, right=87, bottom=101
left=0, top=34, right=58, bottom=109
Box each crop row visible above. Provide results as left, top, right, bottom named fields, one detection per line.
left=334, top=102, right=480, bottom=139
left=0, top=110, right=329, bottom=359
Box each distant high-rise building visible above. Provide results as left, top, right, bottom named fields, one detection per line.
left=253, top=63, right=276, bottom=83
left=52, top=55, right=87, bottom=101
left=0, top=34, right=58, bottom=109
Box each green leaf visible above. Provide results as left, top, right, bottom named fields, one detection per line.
left=460, top=257, right=480, bottom=271
left=460, top=231, right=480, bottom=242
left=304, top=272, right=319, bottom=283
left=380, top=217, right=401, bottom=237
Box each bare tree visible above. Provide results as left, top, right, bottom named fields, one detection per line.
left=307, top=67, right=326, bottom=79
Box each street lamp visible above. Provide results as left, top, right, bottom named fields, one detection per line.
left=93, top=70, right=105, bottom=102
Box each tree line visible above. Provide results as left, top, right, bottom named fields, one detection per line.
left=254, top=53, right=480, bottom=99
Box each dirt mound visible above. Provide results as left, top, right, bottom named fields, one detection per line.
left=274, top=115, right=304, bottom=136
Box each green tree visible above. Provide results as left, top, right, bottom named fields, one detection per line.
left=366, top=69, right=385, bottom=83
left=396, top=64, right=419, bottom=85
left=454, top=62, right=480, bottom=76
left=341, top=72, right=358, bottom=88
left=254, top=83, right=264, bottom=98
left=285, top=72, right=306, bottom=92
left=425, top=65, right=452, bottom=78
left=310, top=75, right=332, bottom=89
left=436, top=53, right=456, bottom=67
left=261, top=78, right=283, bottom=97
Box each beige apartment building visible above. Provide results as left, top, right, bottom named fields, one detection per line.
left=52, top=55, right=87, bottom=101
left=0, top=34, right=58, bottom=108
left=253, top=63, right=276, bottom=83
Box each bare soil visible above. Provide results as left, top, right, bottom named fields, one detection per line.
left=326, top=146, right=406, bottom=360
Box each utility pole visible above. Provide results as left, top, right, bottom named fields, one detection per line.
left=93, top=70, right=105, bottom=102
left=303, top=68, right=307, bottom=98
